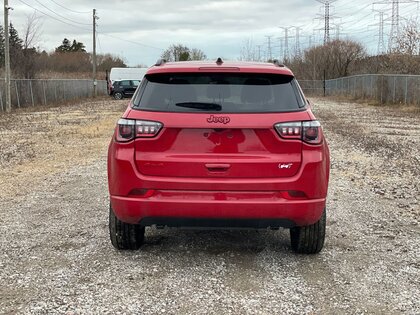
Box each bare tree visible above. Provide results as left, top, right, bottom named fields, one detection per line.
left=162, top=44, right=206, bottom=62
left=22, top=12, right=43, bottom=50
left=301, top=40, right=366, bottom=80
left=396, top=18, right=420, bottom=55
left=190, top=48, right=207, bottom=61
left=239, top=38, right=256, bottom=61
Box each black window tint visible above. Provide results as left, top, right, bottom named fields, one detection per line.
left=133, top=73, right=304, bottom=113
left=120, top=80, right=131, bottom=86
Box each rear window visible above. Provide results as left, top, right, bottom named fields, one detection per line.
left=132, top=73, right=305, bottom=113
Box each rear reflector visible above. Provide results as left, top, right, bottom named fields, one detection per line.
left=275, top=120, right=322, bottom=144
left=116, top=119, right=163, bottom=142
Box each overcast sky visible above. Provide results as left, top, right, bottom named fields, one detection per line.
left=5, top=0, right=420, bottom=66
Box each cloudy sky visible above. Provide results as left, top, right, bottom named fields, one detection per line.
left=6, top=0, right=420, bottom=66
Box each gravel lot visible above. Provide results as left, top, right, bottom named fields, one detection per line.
left=0, top=98, right=419, bottom=314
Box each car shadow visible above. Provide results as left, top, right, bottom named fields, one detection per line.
left=141, top=227, right=291, bottom=254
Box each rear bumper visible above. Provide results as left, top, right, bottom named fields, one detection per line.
left=108, top=138, right=330, bottom=228
left=110, top=192, right=326, bottom=227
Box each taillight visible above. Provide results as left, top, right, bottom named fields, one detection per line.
left=275, top=120, right=322, bottom=144
left=302, top=121, right=321, bottom=144
left=275, top=122, right=302, bottom=139
left=116, top=119, right=163, bottom=142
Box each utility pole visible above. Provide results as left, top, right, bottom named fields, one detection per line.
left=316, top=0, right=338, bottom=44
left=4, top=0, right=11, bottom=112
left=92, top=9, right=98, bottom=97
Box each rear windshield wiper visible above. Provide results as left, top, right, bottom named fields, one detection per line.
left=175, top=102, right=222, bottom=111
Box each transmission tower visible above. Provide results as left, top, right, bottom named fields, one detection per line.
left=256, top=45, right=262, bottom=61
left=372, top=10, right=387, bottom=55
left=279, top=27, right=293, bottom=61
left=374, top=0, right=419, bottom=52
left=276, top=37, right=283, bottom=62
left=316, top=0, right=338, bottom=44
left=332, top=23, right=344, bottom=40
left=265, top=35, right=273, bottom=61
left=293, top=26, right=303, bottom=58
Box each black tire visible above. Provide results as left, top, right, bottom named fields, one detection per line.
left=113, top=92, right=123, bottom=100
left=290, top=208, right=326, bottom=254
left=109, top=204, right=145, bottom=250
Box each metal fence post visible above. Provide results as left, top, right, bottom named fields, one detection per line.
left=404, top=76, right=408, bottom=105
left=29, top=80, right=34, bottom=106
left=380, top=76, right=383, bottom=104
left=370, top=75, right=373, bottom=98
left=15, top=81, right=20, bottom=108
left=393, top=77, right=396, bottom=103
left=0, top=88, right=3, bottom=112
left=42, top=80, right=47, bottom=105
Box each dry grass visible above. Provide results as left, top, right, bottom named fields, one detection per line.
left=315, top=95, right=420, bottom=114
left=0, top=99, right=127, bottom=199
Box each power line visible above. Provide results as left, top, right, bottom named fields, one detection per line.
left=97, top=31, right=164, bottom=51
left=48, top=0, right=91, bottom=14
left=33, top=0, right=91, bottom=25
left=17, top=0, right=92, bottom=30
left=17, top=0, right=163, bottom=52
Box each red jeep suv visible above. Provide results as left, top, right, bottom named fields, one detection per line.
left=108, top=59, right=330, bottom=254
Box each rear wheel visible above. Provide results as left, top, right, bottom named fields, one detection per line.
left=109, top=204, right=144, bottom=250
left=113, top=92, right=123, bottom=100
left=290, top=209, right=326, bottom=254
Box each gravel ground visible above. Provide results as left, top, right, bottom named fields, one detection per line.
left=0, top=98, right=419, bottom=314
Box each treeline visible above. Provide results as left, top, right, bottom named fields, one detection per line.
left=288, top=40, right=420, bottom=81
left=0, top=24, right=127, bottom=79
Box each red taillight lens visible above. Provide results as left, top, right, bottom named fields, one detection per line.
left=275, top=120, right=322, bottom=144
left=116, top=119, right=163, bottom=142
left=302, top=121, right=321, bottom=144
left=116, top=119, right=135, bottom=142
left=135, top=120, right=163, bottom=138
left=274, top=122, right=302, bottom=139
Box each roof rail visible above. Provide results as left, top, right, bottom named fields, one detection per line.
left=272, top=59, right=285, bottom=67
left=155, top=59, right=167, bottom=66
left=216, top=57, right=223, bottom=65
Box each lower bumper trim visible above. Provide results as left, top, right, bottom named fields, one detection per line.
left=139, top=217, right=296, bottom=229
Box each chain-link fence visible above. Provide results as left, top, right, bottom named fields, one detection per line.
left=299, top=74, right=420, bottom=105
left=0, top=79, right=108, bottom=111
left=325, top=74, right=420, bottom=105
left=299, top=80, right=324, bottom=96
